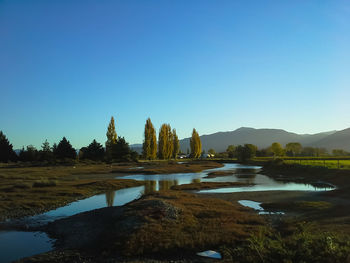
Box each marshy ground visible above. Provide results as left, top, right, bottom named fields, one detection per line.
left=2, top=160, right=350, bottom=262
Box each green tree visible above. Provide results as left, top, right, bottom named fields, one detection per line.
left=236, top=144, right=257, bottom=162
left=55, top=137, right=76, bottom=159
left=190, top=128, right=202, bottom=158
left=111, top=136, right=138, bottom=162
left=80, top=139, right=105, bottom=161
left=226, top=145, right=236, bottom=158
left=19, top=145, right=39, bottom=162
left=332, top=149, right=348, bottom=156
left=106, top=116, right=117, bottom=158
left=158, top=124, right=173, bottom=159
left=0, top=131, right=17, bottom=162
left=39, top=139, right=53, bottom=162
left=172, top=129, right=179, bottom=159
left=285, top=142, right=302, bottom=157
left=142, top=118, right=157, bottom=160
left=270, top=142, right=284, bottom=157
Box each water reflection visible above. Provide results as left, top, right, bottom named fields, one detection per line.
left=144, top=180, right=157, bottom=194
left=119, top=163, right=334, bottom=194
left=105, top=190, right=116, bottom=207
left=159, top=180, right=178, bottom=191
left=235, top=173, right=256, bottom=184
left=192, top=178, right=201, bottom=184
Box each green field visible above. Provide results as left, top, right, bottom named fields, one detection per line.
left=253, top=157, right=350, bottom=169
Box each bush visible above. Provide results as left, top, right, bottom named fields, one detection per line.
left=14, top=182, right=33, bottom=189
left=225, top=223, right=350, bottom=263
left=33, top=179, right=57, bottom=187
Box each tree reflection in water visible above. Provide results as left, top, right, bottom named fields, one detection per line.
left=159, top=180, right=179, bottom=191
left=105, top=190, right=116, bottom=207
left=192, top=178, right=201, bottom=184
left=144, top=180, right=157, bottom=194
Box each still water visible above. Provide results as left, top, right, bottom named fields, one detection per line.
left=118, top=163, right=334, bottom=193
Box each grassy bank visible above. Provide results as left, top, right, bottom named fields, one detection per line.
left=39, top=191, right=263, bottom=260
left=252, top=157, right=350, bottom=170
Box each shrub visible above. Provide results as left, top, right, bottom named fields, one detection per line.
left=226, top=223, right=350, bottom=263
left=14, top=182, right=33, bottom=189
left=33, top=179, right=57, bottom=187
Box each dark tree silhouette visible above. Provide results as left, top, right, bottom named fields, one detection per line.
left=0, top=131, right=17, bottom=162
left=55, top=137, right=76, bottom=159
left=39, top=139, right=54, bottom=162
left=111, top=136, right=138, bottom=162
left=236, top=144, right=257, bottom=162
left=19, top=145, right=39, bottom=162
left=80, top=139, right=105, bottom=161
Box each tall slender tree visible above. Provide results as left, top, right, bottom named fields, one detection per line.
left=172, top=129, right=179, bottom=159
left=143, top=118, right=157, bottom=160
left=166, top=125, right=173, bottom=159
left=158, top=123, right=173, bottom=159
left=106, top=116, right=117, bottom=158
left=190, top=128, right=202, bottom=158
left=158, top=124, right=167, bottom=159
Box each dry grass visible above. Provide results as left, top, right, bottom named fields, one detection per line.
left=0, top=161, right=223, bottom=220
left=204, top=170, right=234, bottom=178
left=46, top=190, right=264, bottom=258
left=122, top=191, right=263, bottom=256
left=111, top=160, right=223, bottom=175
left=0, top=175, right=144, bottom=220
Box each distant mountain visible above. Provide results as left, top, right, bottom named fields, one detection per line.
left=309, top=128, right=350, bottom=152
left=130, top=127, right=349, bottom=154
left=130, top=143, right=143, bottom=154
left=179, top=127, right=339, bottom=153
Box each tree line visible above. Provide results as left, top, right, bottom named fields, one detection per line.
left=224, top=141, right=350, bottom=162
left=0, top=117, right=203, bottom=163
left=142, top=118, right=201, bottom=160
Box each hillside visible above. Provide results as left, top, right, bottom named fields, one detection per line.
left=309, top=128, right=350, bottom=152
left=179, top=127, right=338, bottom=153
left=131, top=127, right=350, bottom=154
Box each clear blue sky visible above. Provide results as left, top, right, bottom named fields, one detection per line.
left=1, top=0, right=349, bottom=149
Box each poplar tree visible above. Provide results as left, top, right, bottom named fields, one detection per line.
left=158, top=123, right=173, bottom=159
left=190, top=128, right=202, bottom=158
left=106, top=116, right=117, bottom=158
left=172, top=129, right=179, bottom=159
left=143, top=118, right=157, bottom=160
left=166, top=125, right=173, bottom=159
left=158, top=124, right=167, bottom=159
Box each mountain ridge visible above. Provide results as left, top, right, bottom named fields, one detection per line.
left=130, top=127, right=349, bottom=153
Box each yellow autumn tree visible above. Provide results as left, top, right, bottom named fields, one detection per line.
left=158, top=123, right=173, bottom=159
left=143, top=118, right=157, bottom=160
left=172, top=128, right=180, bottom=159
left=106, top=116, right=117, bottom=158
left=190, top=128, right=202, bottom=158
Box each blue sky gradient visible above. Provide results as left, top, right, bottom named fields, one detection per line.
left=1, top=0, right=349, bottom=149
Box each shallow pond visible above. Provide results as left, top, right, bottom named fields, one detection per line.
left=0, top=186, right=144, bottom=263
left=238, top=200, right=284, bottom=215
left=118, top=163, right=334, bottom=193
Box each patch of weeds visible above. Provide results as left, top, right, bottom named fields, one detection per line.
left=33, top=179, right=58, bottom=187
left=13, top=182, right=33, bottom=189
left=224, top=222, right=350, bottom=263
